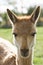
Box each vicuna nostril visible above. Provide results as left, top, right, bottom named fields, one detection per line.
left=21, top=49, right=29, bottom=57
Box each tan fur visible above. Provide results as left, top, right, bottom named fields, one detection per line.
left=0, top=6, right=40, bottom=65
left=12, top=16, right=35, bottom=65
left=7, top=6, right=40, bottom=65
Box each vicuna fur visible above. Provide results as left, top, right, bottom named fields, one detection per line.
left=0, top=6, right=41, bottom=65
left=0, top=38, right=17, bottom=65
left=7, top=6, right=41, bottom=65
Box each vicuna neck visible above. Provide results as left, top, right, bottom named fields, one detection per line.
left=18, top=50, right=33, bottom=65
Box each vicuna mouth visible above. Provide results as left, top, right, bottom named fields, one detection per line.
left=20, top=49, right=29, bottom=57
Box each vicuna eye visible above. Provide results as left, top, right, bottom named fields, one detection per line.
left=31, top=32, right=36, bottom=36
left=13, top=33, right=18, bottom=37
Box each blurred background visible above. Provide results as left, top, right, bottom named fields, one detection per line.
left=0, top=0, right=43, bottom=65
left=0, top=0, right=43, bottom=28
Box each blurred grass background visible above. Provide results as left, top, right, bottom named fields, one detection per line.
left=0, top=27, right=43, bottom=65
left=0, top=28, right=13, bottom=43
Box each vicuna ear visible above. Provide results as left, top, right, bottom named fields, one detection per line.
left=7, top=9, right=17, bottom=24
left=31, top=6, right=41, bottom=24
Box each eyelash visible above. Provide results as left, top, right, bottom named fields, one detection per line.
left=31, top=32, right=36, bottom=36
left=13, top=33, right=18, bottom=37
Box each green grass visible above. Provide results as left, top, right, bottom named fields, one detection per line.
left=0, top=27, right=43, bottom=65
left=34, top=27, right=43, bottom=65
left=0, top=28, right=13, bottom=43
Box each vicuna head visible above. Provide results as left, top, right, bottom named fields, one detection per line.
left=7, top=6, right=40, bottom=58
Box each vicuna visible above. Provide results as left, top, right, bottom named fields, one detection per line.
left=0, top=6, right=41, bottom=65
left=7, top=6, right=41, bottom=65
